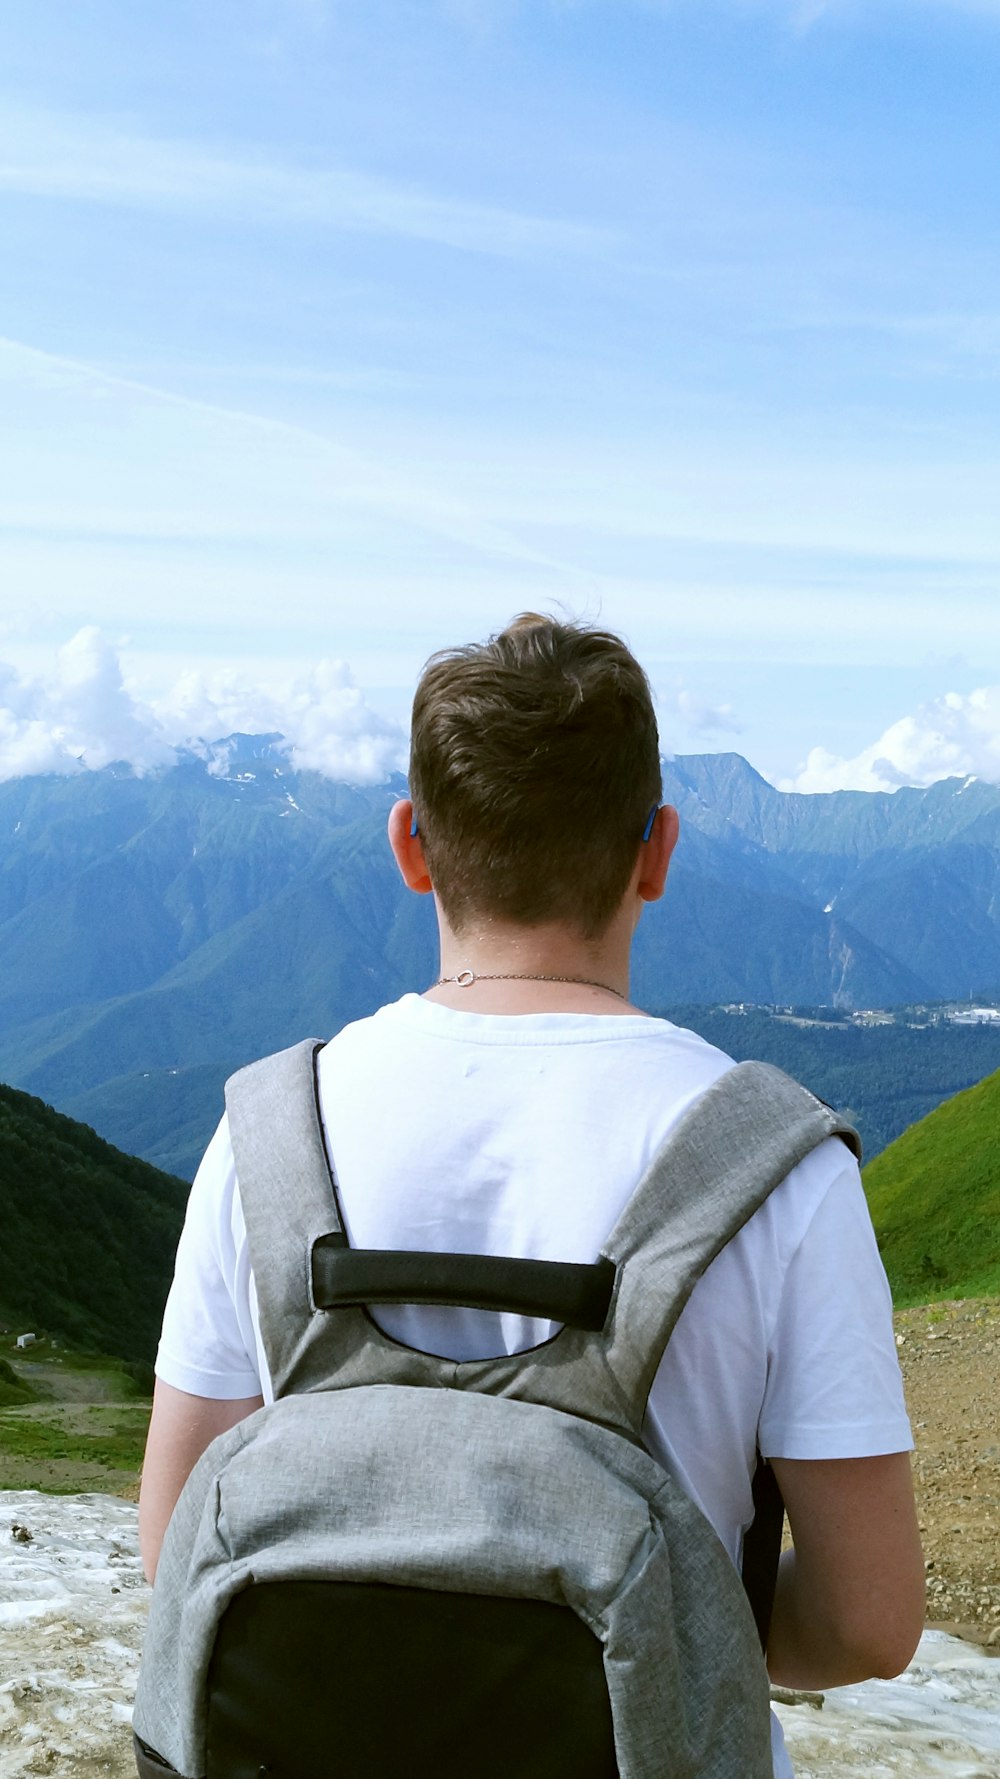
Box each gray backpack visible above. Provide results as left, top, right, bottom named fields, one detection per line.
left=133, top=1047, right=858, bottom=1779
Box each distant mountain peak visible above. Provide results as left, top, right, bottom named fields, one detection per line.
left=179, top=732, right=291, bottom=783
left=663, top=751, right=778, bottom=794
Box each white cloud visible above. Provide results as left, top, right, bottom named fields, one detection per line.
left=0, top=106, right=611, bottom=261
left=156, top=659, right=408, bottom=783
left=785, top=686, right=1000, bottom=792
left=656, top=682, right=745, bottom=739
left=0, top=630, right=175, bottom=779
left=0, top=632, right=407, bottom=785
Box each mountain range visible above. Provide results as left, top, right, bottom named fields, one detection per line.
left=2, top=738, right=1000, bottom=1177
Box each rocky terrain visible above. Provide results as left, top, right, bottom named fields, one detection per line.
left=0, top=1492, right=144, bottom=1777
left=2, top=1489, right=999, bottom=1779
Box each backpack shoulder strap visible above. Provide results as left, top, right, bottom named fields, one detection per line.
left=225, top=1038, right=343, bottom=1395
left=226, top=1038, right=619, bottom=1401
left=596, top=1059, right=861, bottom=1421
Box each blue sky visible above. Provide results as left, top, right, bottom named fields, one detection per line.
left=2, top=0, right=1000, bottom=789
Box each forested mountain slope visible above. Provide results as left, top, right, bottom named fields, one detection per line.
left=0, top=1081, right=187, bottom=1363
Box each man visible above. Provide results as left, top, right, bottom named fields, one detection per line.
left=140, top=614, right=924, bottom=1778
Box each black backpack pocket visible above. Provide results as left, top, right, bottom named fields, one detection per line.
left=205, top=1579, right=619, bottom=1778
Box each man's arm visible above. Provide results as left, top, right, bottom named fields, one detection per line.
left=767, top=1451, right=925, bottom=1689
left=138, top=1379, right=263, bottom=1584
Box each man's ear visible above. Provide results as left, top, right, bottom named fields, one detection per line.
left=387, top=799, right=433, bottom=894
left=636, top=804, right=679, bottom=905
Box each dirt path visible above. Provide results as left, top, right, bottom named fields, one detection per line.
left=7, top=1362, right=122, bottom=1404
left=896, top=1298, right=1000, bottom=1643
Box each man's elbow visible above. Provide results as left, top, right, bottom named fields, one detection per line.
left=866, top=1612, right=925, bottom=1681
left=841, top=1580, right=926, bottom=1681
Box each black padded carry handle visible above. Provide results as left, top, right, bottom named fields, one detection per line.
left=312, top=1240, right=617, bottom=1332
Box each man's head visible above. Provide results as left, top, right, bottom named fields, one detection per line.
left=405, top=613, right=663, bottom=941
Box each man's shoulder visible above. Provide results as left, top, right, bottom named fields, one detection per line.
left=313, top=995, right=422, bottom=1075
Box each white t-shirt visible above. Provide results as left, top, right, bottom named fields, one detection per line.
left=156, top=997, right=912, bottom=1779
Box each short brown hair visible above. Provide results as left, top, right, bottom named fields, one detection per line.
left=408, top=614, right=661, bottom=939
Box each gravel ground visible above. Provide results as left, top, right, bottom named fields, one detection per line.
left=895, top=1299, right=1000, bottom=1645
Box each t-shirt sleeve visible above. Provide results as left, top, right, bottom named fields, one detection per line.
left=758, top=1153, right=913, bottom=1460
left=154, top=1113, right=264, bottom=1400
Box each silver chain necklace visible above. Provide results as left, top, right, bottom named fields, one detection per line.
left=435, top=968, right=628, bottom=1001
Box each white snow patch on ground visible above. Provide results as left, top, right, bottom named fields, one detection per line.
left=1, top=1491, right=147, bottom=1777
left=2, top=1490, right=1000, bottom=1776
left=772, top=1634, right=1000, bottom=1776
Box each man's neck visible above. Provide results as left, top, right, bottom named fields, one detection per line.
left=426, top=914, right=643, bottom=1017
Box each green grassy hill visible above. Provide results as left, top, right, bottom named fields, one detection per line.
left=864, top=1067, right=1000, bottom=1304
left=0, top=1356, right=37, bottom=1407
left=0, top=1080, right=188, bottom=1364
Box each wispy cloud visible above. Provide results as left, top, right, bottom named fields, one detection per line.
left=789, top=308, right=1000, bottom=377
left=913, top=0, right=1000, bottom=15
left=784, top=0, right=836, bottom=27
left=0, top=335, right=584, bottom=582
left=440, top=0, right=1000, bottom=20
left=704, top=0, right=1000, bottom=24
left=438, top=0, right=524, bottom=31
left=760, top=0, right=1000, bottom=19
left=0, top=105, right=612, bottom=260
